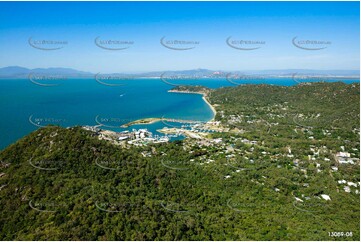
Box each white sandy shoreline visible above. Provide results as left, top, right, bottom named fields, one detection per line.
left=168, top=90, right=216, bottom=121
left=116, top=90, right=217, bottom=128
left=201, top=95, right=216, bottom=121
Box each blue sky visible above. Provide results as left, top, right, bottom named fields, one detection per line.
left=0, top=1, right=359, bottom=73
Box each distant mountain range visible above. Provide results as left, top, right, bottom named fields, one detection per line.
left=0, top=66, right=359, bottom=78
left=0, top=66, right=93, bottom=78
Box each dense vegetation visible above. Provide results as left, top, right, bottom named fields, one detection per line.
left=171, top=85, right=210, bottom=94
left=211, top=82, right=359, bottom=129
left=0, top=82, right=359, bottom=240
left=210, top=82, right=360, bottom=151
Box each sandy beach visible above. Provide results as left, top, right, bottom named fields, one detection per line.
left=201, top=94, right=217, bottom=121
left=121, top=90, right=217, bottom=128
left=168, top=89, right=217, bottom=121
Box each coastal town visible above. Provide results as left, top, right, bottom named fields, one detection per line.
left=81, top=84, right=360, bottom=201
left=83, top=125, right=170, bottom=146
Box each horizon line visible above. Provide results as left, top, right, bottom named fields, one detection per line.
left=1, top=65, right=360, bottom=74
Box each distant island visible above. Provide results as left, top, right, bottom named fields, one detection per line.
left=0, top=66, right=359, bottom=79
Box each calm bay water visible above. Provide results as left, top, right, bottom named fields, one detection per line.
left=0, top=77, right=358, bottom=150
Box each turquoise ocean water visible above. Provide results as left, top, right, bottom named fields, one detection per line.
left=0, top=78, right=358, bottom=150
